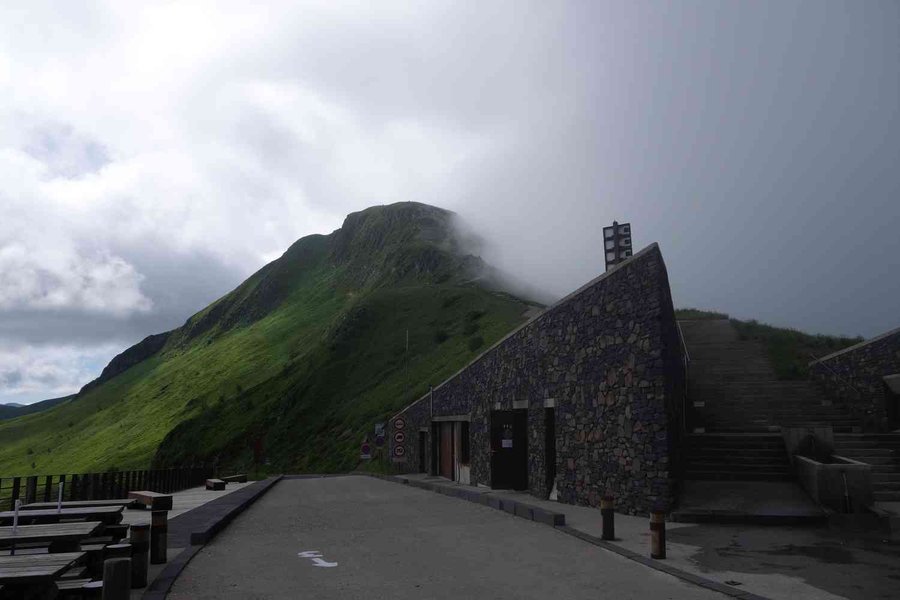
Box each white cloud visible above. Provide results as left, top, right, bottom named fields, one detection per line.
left=0, top=0, right=897, bottom=405
left=0, top=342, right=119, bottom=403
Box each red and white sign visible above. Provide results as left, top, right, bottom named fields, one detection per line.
left=393, top=417, right=405, bottom=430
left=392, top=445, right=406, bottom=457
left=393, top=431, right=406, bottom=444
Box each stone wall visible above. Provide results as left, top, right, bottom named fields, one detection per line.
left=810, top=327, right=900, bottom=430
left=390, top=243, right=684, bottom=515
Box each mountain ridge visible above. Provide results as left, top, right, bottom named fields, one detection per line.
left=0, top=202, right=536, bottom=476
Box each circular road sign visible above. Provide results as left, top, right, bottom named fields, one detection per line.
left=393, top=445, right=406, bottom=457
left=393, top=431, right=406, bottom=444
left=393, top=417, right=406, bottom=430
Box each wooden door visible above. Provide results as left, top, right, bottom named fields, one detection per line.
left=440, top=422, right=453, bottom=479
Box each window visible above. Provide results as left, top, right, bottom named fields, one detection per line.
left=621, top=237, right=631, bottom=246
left=604, top=229, right=614, bottom=239
left=459, top=422, right=470, bottom=464
left=606, top=252, right=615, bottom=262
left=605, top=240, right=615, bottom=250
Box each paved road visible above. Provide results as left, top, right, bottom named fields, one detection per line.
left=169, top=476, right=724, bottom=599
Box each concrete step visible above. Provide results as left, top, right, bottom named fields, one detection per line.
left=835, top=448, right=898, bottom=456
left=688, top=461, right=790, bottom=472
left=684, top=470, right=794, bottom=482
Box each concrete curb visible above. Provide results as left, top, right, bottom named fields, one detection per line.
left=359, top=473, right=771, bottom=600
left=141, top=475, right=283, bottom=600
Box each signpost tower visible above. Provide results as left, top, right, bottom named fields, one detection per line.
left=603, top=221, right=633, bottom=272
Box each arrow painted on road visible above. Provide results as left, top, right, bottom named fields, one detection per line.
left=311, top=558, right=338, bottom=567
left=298, top=550, right=338, bottom=567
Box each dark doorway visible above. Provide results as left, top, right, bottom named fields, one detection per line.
left=418, top=431, right=427, bottom=473
left=490, top=409, right=528, bottom=490
left=885, top=380, right=900, bottom=430
left=430, top=423, right=439, bottom=475
left=544, top=408, right=556, bottom=496
left=439, top=422, right=454, bottom=479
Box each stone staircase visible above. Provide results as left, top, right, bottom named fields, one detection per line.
left=834, top=433, right=900, bottom=502
left=680, top=319, right=858, bottom=482
left=684, top=432, right=792, bottom=481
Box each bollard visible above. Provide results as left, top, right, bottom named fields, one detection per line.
left=650, top=511, right=666, bottom=559
left=150, top=511, right=168, bottom=564
left=102, top=557, right=131, bottom=600
left=130, top=524, right=151, bottom=588
left=105, top=543, right=131, bottom=561
left=83, top=580, right=103, bottom=599
left=601, top=496, right=615, bottom=541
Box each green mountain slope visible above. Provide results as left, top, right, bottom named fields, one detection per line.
left=0, top=396, right=73, bottom=421
left=0, top=203, right=535, bottom=476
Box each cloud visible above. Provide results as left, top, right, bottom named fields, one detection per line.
left=0, top=342, right=119, bottom=404
left=0, top=1, right=898, bottom=403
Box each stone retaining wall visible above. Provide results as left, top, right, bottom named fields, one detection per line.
left=810, top=327, right=900, bottom=430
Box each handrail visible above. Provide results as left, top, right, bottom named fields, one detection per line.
left=677, top=321, right=691, bottom=434
left=808, top=352, right=863, bottom=398
left=678, top=321, right=691, bottom=364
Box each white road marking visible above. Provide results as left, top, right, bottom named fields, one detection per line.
left=311, top=558, right=338, bottom=568
left=298, top=550, right=338, bottom=567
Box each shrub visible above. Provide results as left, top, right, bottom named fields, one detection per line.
left=434, top=329, right=449, bottom=344
left=468, top=335, right=484, bottom=352
left=463, top=321, right=479, bottom=336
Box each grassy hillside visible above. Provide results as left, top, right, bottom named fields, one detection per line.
left=0, top=203, right=534, bottom=477
left=675, top=308, right=863, bottom=380
left=0, top=396, right=72, bottom=421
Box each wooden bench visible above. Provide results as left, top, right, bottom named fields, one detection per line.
left=58, top=577, right=102, bottom=598
left=22, top=499, right=136, bottom=511
left=205, top=479, right=225, bottom=491
left=221, top=474, right=247, bottom=483
left=127, top=491, right=172, bottom=511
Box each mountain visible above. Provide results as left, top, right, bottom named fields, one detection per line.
left=0, top=203, right=537, bottom=476
left=0, top=396, right=74, bottom=421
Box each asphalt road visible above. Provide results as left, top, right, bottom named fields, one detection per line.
left=168, top=476, right=725, bottom=599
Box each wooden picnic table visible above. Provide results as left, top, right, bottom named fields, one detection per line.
left=0, top=551, right=86, bottom=586
left=22, top=499, right=136, bottom=511
left=0, top=522, right=103, bottom=550
left=0, top=506, right=123, bottom=526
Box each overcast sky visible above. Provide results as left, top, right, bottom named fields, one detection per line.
left=1, top=1, right=897, bottom=405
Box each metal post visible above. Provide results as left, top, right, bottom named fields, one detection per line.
left=601, top=496, right=615, bottom=540
left=102, top=556, right=131, bottom=600
left=650, top=511, right=666, bottom=559
left=130, top=524, right=150, bottom=588
left=150, top=511, right=168, bottom=564
left=25, top=476, right=37, bottom=504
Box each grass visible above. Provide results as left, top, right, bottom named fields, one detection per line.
left=730, top=319, right=863, bottom=380
left=675, top=308, right=730, bottom=320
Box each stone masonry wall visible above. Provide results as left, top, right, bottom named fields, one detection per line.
left=390, top=243, right=684, bottom=515
left=810, top=327, right=900, bottom=431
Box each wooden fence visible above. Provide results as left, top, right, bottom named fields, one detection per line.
left=0, top=467, right=213, bottom=510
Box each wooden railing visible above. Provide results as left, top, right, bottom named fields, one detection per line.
left=0, top=466, right=213, bottom=510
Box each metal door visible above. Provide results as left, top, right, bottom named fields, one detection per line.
left=490, top=410, right=528, bottom=489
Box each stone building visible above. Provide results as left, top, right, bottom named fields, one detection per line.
left=388, top=243, right=686, bottom=514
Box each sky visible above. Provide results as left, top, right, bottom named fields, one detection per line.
left=1, top=1, right=898, bottom=405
